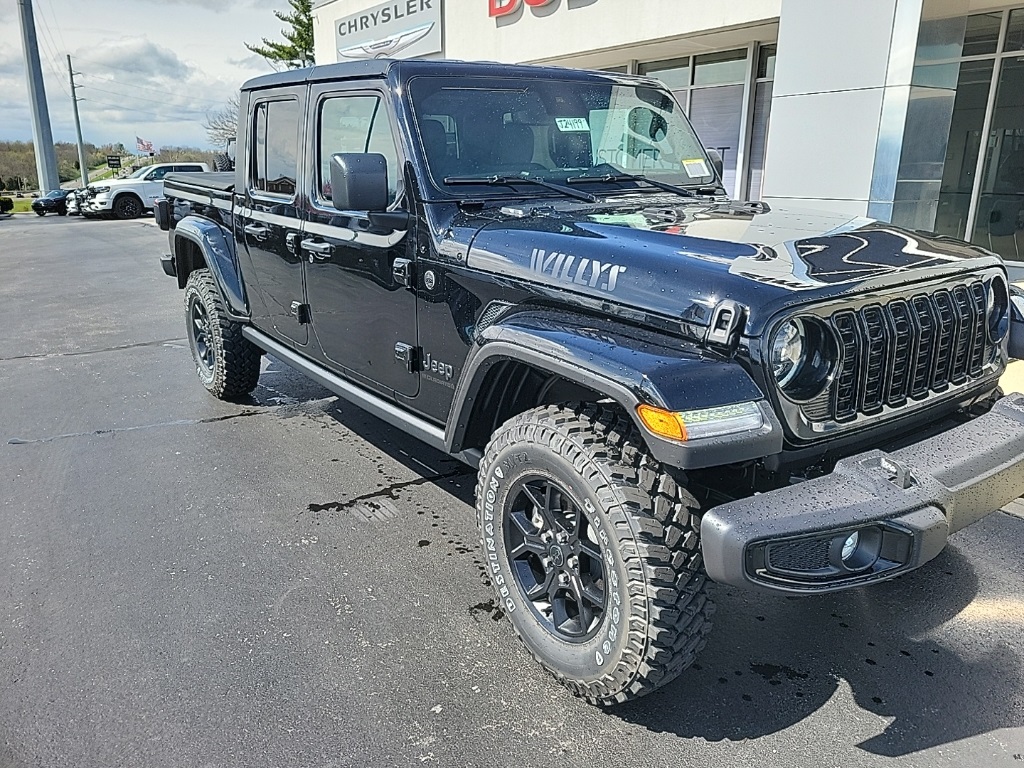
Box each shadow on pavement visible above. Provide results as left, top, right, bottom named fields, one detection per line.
left=613, top=545, right=1022, bottom=756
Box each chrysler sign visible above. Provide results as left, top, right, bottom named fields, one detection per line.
left=335, top=0, right=442, bottom=61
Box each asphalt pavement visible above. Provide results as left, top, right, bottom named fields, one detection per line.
left=1, top=213, right=1023, bottom=767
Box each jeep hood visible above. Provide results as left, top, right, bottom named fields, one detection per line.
left=452, top=197, right=1003, bottom=337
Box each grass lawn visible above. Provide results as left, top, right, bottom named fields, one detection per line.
left=10, top=199, right=33, bottom=214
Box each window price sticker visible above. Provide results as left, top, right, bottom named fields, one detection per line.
left=682, top=158, right=711, bottom=178
left=555, top=117, right=591, bottom=132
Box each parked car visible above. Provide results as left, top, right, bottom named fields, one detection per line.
left=31, top=188, right=69, bottom=216
left=159, top=59, right=1024, bottom=706
left=66, top=188, right=87, bottom=216
left=84, top=162, right=209, bottom=219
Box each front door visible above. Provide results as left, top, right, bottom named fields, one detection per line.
left=301, top=86, right=418, bottom=396
left=239, top=92, right=307, bottom=346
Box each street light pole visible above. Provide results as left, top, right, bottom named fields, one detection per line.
left=67, top=55, right=89, bottom=190
left=16, top=0, right=60, bottom=193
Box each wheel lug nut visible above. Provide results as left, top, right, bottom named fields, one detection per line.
left=558, top=572, right=569, bottom=585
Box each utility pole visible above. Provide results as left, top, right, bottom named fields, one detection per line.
left=16, top=0, right=60, bottom=193
left=67, top=55, right=89, bottom=189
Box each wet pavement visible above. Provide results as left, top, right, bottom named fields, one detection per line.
left=1, top=213, right=1023, bottom=767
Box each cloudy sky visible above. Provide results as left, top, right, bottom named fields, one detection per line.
left=0, top=0, right=288, bottom=150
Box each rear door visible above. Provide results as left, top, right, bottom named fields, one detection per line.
left=238, top=90, right=308, bottom=346
left=142, top=165, right=171, bottom=209
left=301, top=83, right=418, bottom=396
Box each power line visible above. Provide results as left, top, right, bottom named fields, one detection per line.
left=78, top=71, right=225, bottom=106
left=78, top=83, right=216, bottom=114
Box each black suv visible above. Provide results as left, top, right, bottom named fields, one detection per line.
left=31, top=188, right=69, bottom=216
left=157, top=59, right=1024, bottom=705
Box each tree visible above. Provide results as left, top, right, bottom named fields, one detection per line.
left=203, top=93, right=241, bottom=148
left=246, top=0, right=314, bottom=70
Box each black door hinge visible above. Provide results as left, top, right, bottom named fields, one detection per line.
left=393, top=258, right=414, bottom=288
left=290, top=302, right=311, bottom=325
left=394, top=342, right=420, bottom=373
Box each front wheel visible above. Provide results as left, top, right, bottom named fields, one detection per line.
left=477, top=403, right=714, bottom=705
left=35, top=210, right=45, bottom=216
left=113, top=194, right=142, bottom=220
left=184, top=269, right=261, bottom=400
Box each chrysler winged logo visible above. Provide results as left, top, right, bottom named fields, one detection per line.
left=338, top=22, right=434, bottom=59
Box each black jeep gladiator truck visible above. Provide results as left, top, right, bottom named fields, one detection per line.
left=157, top=59, right=1024, bottom=705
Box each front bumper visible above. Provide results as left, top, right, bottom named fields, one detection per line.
left=701, top=394, right=1024, bottom=594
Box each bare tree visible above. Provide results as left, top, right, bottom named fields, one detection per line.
left=203, top=93, right=240, bottom=148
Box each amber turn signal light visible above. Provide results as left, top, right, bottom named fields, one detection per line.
left=636, top=404, right=688, bottom=442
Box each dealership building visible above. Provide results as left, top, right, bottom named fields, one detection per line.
left=312, top=0, right=1024, bottom=273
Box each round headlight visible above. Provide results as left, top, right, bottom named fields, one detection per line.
left=988, top=276, right=1009, bottom=343
left=771, top=319, right=805, bottom=387
left=770, top=317, right=837, bottom=401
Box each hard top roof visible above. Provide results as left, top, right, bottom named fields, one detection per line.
left=240, top=59, right=655, bottom=92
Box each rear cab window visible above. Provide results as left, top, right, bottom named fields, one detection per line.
left=250, top=98, right=300, bottom=199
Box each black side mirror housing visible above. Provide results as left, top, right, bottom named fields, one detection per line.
left=706, top=149, right=724, bottom=181
left=1008, top=285, right=1024, bottom=360
left=330, top=153, right=389, bottom=212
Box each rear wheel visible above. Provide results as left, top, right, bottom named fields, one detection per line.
left=476, top=403, right=714, bottom=705
left=113, top=194, right=143, bottom=220
left=184, top=269, right=261, bottom=400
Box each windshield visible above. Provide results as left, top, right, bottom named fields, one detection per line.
left=408, top=76, right=715, bottom=196
left=45, top=189, right=65, bottom=198
left=127, top=166, right=151, bottom=179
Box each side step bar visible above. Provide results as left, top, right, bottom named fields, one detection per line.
left=242, top=327, right=481, bottom=468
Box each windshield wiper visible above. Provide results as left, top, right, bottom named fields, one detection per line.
left=443, top=175, right=597, bottom=203
left=566, top=172, right=701, bottom=199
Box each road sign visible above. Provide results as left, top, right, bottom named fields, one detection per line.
left=106, top=155, right=122, bottom=169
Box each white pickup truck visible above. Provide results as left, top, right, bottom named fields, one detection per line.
left=84, top=162, right=209, bottom=219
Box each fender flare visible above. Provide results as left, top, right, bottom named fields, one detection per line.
left=173, top=215, right=249, bottom=319
left=446, top=309, right=783, bottom=469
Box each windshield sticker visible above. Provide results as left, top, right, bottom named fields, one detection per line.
left=682, top=159, right=710, bottom=178
left=530, top=248, right=627, bottom=292
left=556, top=117, right=591, bottom=132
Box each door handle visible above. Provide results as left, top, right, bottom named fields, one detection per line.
left=301, top=239, right=333, bottom=260
left=244, top=223, right=268, bottom=239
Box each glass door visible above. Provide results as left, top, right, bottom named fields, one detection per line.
left=971, top=54, right=1024, bottom=264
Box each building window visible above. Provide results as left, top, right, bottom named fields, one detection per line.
left=902, top=7, right=1024, bottom=268
left=639, top=47, right=754, bottom=196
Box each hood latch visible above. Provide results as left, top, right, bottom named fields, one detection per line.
left=705, top=299, right=745, bottom=351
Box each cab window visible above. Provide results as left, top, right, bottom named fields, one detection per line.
left=317, top=94, right=400, bottom=207
left=250, top=99, right=300, bottom=198
left=147, top=166, right=170, bottom=181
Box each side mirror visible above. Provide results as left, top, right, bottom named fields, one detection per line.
left=706, top=149, right=724, bottom=181
left=1008, top=285, right=1024, bottom=360
left=330, top=152, right=389, bottom=212
left=226, top=137, right=236, bottom=164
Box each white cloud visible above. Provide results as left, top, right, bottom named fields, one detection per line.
left=2, top=0, right=282, bottom=148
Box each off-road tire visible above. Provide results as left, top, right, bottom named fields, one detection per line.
left=184, top=269, right=261, bottom=400
left=476, top=403, right=714, bottom=705
left=113, top=194, right=143, bottom=220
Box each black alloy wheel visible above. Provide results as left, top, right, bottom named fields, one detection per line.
left=35, top=210, right=45, bottom=216
left=189, top=296, right=215, bottom=375
left=114, top=195, right=142, bottom=220
left=505, top=476, right=606, bottom=642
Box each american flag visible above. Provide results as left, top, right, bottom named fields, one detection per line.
left=136, top=136, right=154, bottom=153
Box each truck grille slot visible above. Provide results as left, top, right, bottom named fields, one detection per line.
left=828, top=280, right=989, bottom=423
left=767, top=538, right=832, bottom=574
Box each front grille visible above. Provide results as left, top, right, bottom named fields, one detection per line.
left=829, top=280, right=990, bottom=423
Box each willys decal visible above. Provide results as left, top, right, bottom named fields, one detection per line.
left=530, top=249, right=627, bottom=293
